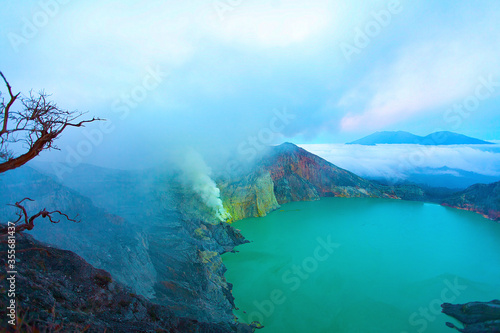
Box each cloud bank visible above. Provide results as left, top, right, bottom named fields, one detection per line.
left=300, top=144, right=500, bottom=182
left=0, top=0, right=499, bottom=171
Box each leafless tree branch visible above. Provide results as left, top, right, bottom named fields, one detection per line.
left=0, top=72, right=99, bottom=233
left=0, top=71, right=102, bottom=173
left=1, top=198, right=80, bottom=234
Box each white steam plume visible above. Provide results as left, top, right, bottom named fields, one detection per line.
left=178, top=149, right=231, bottom=221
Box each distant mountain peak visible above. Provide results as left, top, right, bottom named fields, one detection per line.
left=276, top=142, right=300, bottom=149
left=348, top=131, right=492, bottom=146
left=272, top=142, right=305, bottom=154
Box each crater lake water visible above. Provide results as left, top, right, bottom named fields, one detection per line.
left=223, top=198, right=500, bottom=333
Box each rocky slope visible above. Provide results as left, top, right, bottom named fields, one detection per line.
left=218, top=143, right=499, bottom=222
left=442, top=300, right=500, bottom=332
left=0, top=166, right=158, bottom=298
left=219, top=143, right=433, bottom=222
left=0, top=142, right=497, bottom=331
left=219, top=170, right=280, bottom=221
left=441, top=181, right=500, bottom=221
left=0, top=166, right=255, bottom=332
left=0, top=232, right=254, bottom=332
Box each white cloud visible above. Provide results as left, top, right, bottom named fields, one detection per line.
left=1, top=1, right=499, bottom=169
left=299, top=143, right=500, bottom=180
left=339, top=7, right=500, bottom=131
left=207, top=0, right=333, bottom=48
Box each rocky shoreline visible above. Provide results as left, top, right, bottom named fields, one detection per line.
left=219, top=143, right=500, bottom=222
left=441, top=182, right=500, bottom=222
left=442, top=300, right=500, bottom=332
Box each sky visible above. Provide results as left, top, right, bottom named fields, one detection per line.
left=1, top=0, right=499, bottom=170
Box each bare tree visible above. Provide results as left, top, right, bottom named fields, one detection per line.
left=0, top=71, right=100, bottom=233
left=0, top=71, right=100, bottom=173
left=0, top=198, right=80, bottom=234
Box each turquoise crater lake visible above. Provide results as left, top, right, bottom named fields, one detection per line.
left=223, top=198, right=500, bottom=333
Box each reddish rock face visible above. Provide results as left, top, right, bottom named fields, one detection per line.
left=260, top=143, right=407, bottom=204
left=221, top=143, right=498, bottom=222
left=441, top=182, right=500, bottom=221
left=262, top=143, right=500, bottom=222
left=220, top=143, right=433, bottom=222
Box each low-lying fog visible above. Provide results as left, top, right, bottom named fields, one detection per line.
left=300, top=143, right=500, bottom=188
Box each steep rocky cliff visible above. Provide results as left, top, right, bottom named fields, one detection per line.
left=442, top=300, right=500, bottom=332
left=0, top=166, right=158, bottom=298
left=0, top=232, right=254, bottom=332
left=0, top=166, right=255, bottom=332
left=219, top=143, right=498, bottom=222
left=219, top=171, right=280, bottom=221
left=260, top=143, right=417, bottom=203
left=219, top=143, right=429, bottom=222
left=441, top=181, right=500, bottom=221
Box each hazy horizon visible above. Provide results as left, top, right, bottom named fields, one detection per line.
left=1, top=0, right=500, bottom=171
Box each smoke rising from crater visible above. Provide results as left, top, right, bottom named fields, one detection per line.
left=178, top=149, right=231, bottom=221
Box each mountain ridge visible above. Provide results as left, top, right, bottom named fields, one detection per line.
left=348, top=131, right=493, bottom=145
left=442, top=181, right=500, bottom=221
left=219, top=142, right=499, bottom=222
